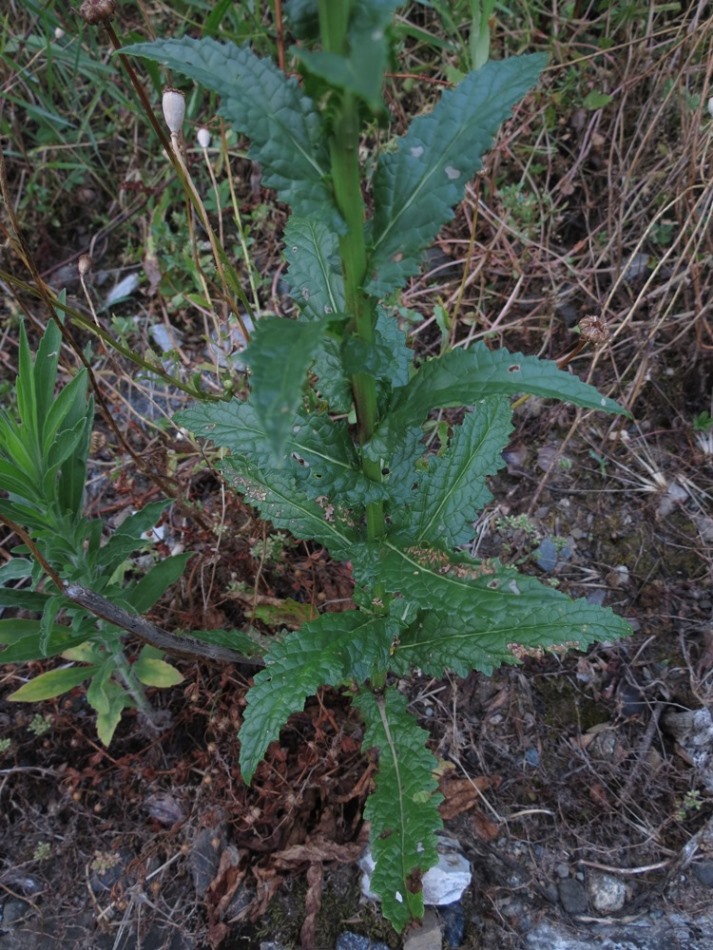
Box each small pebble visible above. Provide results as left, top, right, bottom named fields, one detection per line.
left=587, top=871, right=626, bottom=913
left=440, top=901, right=465, bottom=947
left=558, top=877, right=588, bottom=915
left=693, top=861, right=713, bottom=888
left=336, top=934, right=390, bottom=950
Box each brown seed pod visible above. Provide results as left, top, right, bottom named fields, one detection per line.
left=78, top=0, right=116, bottom=25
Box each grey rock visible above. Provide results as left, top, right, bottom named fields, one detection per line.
left=692, top=861, right=713, bottom=887
left=440, top=901, right=465, bottom=947
left=558, top=877, right=588, bottom=915
left=335, top=933, right=390, bottom=950
left=1, top=899, right=31, bottom=926
left=587, top=871, right=626, bottom=913
left=189, top=821, right=227, bottom=897
left=404, top=908, right=442, bottom=950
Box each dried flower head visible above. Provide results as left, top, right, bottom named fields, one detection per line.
left=78, top=0, right=116, bottom=25
left=197, top=128, right=211, bottom=149
left=162, top=88, right=185, bottom=135
left=578, top=315, right=609, bottom=344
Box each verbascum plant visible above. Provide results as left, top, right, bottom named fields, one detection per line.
left=124, top=0, right=632, bottom=931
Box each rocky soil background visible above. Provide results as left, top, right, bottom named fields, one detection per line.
left=1, top=1, right=712, bottom=948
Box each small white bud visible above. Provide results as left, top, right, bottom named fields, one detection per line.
left=162, top=88, right=185, bottom=135
left=708, top=96, right=713, bottom=119
left=54, top=27, right=65, bottom=40
left=197, top=127, right=211, bottom=149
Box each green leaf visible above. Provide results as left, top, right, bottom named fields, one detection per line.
left=353, top=686, right=442, bottom=932
left=366, top=54, right=547, bottom=295
left=0, top=619, right=88, bottom=663
left=310, top=336, right=353, bottom=413
left=351, top=543, right=632, bottom=676
left=295, top=1, right=402, bottom=111
left=222, top=455, right=357, bottom=557
left=403, top=397, right=512, bottom=546
left=583, top=90, right=613, bottom=110
left=15, top=322, right=39, bottom=459
left=125, top=37, right=339, bottom=224
left=283, top=215, right=345, bottom=322
left=369, top=343, right=628, bottom=458
left=124, top=552, right=191, bottom=613
left=133, top=654, right=184, bottom=688
left=96, top=500, right=170, bottom=572
left=86, top=673, right=132, bottom=745
left=242, top=316, right=326, bottom=457
left=41, top=368, right=88, bottom=458
left=239, top=612, right=396, bottom=782
left=8, top=664, right=95, bottom=702
left=188, top=628, right=263, bottom=657
left=178, top=399, right=385, bottom=507
left=33, top=316, right=62, bottom=431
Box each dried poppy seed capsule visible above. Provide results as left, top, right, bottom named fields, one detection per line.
left=79, top=0, right=116, bottom=24
left=162, top=88, right=185, bottom=135
left=197, top=128, right=211, bottom=149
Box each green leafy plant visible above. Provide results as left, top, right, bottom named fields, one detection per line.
left=0, top=317, right=190, bottom=744
left=121, top=1, right=632, bottom=932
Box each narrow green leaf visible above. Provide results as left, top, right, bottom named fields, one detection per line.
left=239, top=612, right=396, bottom=782
left=405, top=397, right=512, bottom=546
left=0, top=459, right=43, bottom=502
left=283, top=215, right=345, bottom=322
left=351, top=543, right=632, bottom=676
left=187, top=628, right=263, bottom=657
left=33, top=317, right=62, bottom=430
left=8, top=665, right=95, bottom=701
left=15, top=322, right=39, bottom=459
left=125, top=37, right=339, bottom=224
left=369, top=343, right=628, bottom=457
left=0, top=586, right=50, bottom=612
left=242, top=316, right=326, bottom=457
left=354, top=686, right=442, bottom=933
left=41, top=368, right=88, bottom=457
left=366, top=54, right=547, bottom=295
left=124, top=552, right=191, bottom=613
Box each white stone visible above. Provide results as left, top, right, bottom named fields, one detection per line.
left=359, top=834, right=471, bottom=907
left=587, top=871, right=626, bottom=913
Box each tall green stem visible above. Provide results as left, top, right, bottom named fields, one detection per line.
left=320, top=3, right=384, bottom=542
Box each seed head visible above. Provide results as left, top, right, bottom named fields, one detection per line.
left=197, top=127, right=211, bottom=149
left=578, top=315, right=609, bottom=344
left=78, top=0, right=116, bottom=25
left=78, top=254, right=93, bottom=277
left=162, top=88, right=185, bottom=135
